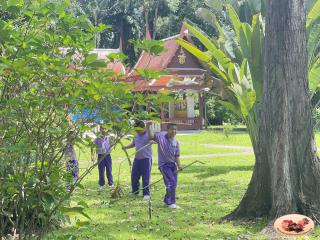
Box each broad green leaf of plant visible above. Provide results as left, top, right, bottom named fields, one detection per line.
left=307, top=0, right=320, bottom=28
left=309, top=58, right=320, bottom=96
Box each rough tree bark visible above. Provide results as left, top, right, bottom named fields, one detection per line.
left=225, top=0, right=320, bottom=220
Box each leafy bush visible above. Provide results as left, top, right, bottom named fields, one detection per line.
left=0, top=1, right=166, bottom=238
left=205, top=94, right=242, bottom=125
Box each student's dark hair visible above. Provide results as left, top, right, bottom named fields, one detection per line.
left=134, top=120, right=145, bottom=129
left=167, top=123, right=177, bottom=129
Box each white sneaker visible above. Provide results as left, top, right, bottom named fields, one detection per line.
left=98, top=186, right=104, bottom=192
left=143, top=195, right=150, bottom=201
left=168, top=204, right=181, bottom=209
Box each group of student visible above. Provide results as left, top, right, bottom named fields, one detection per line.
left=66, top=121, right=182, bottom=209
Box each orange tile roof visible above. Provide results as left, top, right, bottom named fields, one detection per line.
left=131, top=39, right=180, bottom=72
left=107, top=61, right=126, bottom=74
left=129, top=75, right=211, bottom=92
left=128, top=24, right=192, bottom=78
left=125, top=24, right=213, bottom=92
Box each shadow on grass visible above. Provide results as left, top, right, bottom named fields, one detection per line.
left=45, top=176, right=272, bottom=240
left=47, top=161, right=271, bottom=240
left=45, top=219, right=267, bottom=240
left=182, top=164, right=253, bottom=179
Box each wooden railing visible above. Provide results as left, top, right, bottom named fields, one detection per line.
left=160, top=117, right=202, bottom=130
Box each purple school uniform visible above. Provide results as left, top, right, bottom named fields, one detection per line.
left=155, top=132, right=180, bottom=167
left=131, top=131, right=152, bottom=196
left=94, top=136, right=112, bottom=155
left=133, top=132, right=152, bottom=160
left=155, top=132, right=180, bottom=205
left=94, top=136, right=113, bottom=186
left=65, top=143, right=79, bottom=180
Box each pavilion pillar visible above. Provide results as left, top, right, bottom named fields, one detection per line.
left=160, top=103, right=166, bottom=131
left=198, top=92, right=204, bottom=130
left=160, top=103, right=165, bottom=119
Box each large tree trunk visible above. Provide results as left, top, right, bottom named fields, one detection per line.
left=225, top=0, right=320, bottom=220
left=224, top=116, right=272, bottom=219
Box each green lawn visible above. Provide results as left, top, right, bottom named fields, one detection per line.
left=47, top=131, right=320, bottom=239
left=75, top=133, right=246, bottom=162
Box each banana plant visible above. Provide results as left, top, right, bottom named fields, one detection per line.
left=177, top=8, right=263, bottom=145
left=177, top=0, right=320, bottom=143
left=307, top=0, right=320, bottom=97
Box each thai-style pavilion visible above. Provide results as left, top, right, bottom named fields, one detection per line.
left=61, top=24, right=214, bottom=131
left=126, top=24, right=213, bottom=130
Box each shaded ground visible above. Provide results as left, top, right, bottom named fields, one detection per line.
left=46, top=131, right=320, bottom=239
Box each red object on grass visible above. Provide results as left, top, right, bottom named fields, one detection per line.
left=274, top=214, right=314, bottom=236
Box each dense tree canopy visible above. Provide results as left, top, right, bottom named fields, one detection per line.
left=72, top=0, right=214, bottom=65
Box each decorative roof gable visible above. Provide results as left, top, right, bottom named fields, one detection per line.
left=128, top=24, right=206, bottom=78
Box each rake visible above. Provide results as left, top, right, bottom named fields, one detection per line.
left=111, top=143, right=153, bottom=199
left=113, top=160, right=205, bottom=221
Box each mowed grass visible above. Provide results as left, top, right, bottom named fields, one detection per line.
left=46, top=131, right=320, bottom=239
left=74, top=132, right=247, bottom=162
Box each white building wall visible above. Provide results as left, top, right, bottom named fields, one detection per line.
left=169, top=102, right=174, bottom=118
left=186, top=96, right=195, bottom=118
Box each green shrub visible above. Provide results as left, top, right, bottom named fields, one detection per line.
left=0, top=1, right=162, bottom=238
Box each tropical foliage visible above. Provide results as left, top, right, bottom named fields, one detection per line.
left=177, top=9, right=263, bottom=148
left=307, top=0, right=320, bottom=97
left=177, top=0, right=320, bottom=146
left=72, top=0, right=211, bottom=65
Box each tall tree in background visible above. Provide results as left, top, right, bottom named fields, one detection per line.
left=227, top=0, right=320, bottom=219
left=155, top=0, right=207, bottom=38
left=73, top=0, right=144, bottom=65
left=73, top=0, right=210, bottom=65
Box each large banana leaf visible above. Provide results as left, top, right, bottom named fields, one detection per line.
left=219, top=100, right=242, bottom=118
left=223, top=60, right=256, bottom=118
left=307, top=22, right=320, bottom=69
left=227, top=4, right=242, bottom=41
left=307, top=0, right=318, bottom=12
left=307, top=0, right=320, bottom=95
left=183, top=21, right=218, bottom=53
left=307, top=0, right=320, bottom=29
left=183, top=21, right=232, bottom=69
left=228, top=63, right=241, bottom=84
left=176, top=38, right=229, bottom=82
left=227, top=81, right=256, bottom=117
left=240, top=59, right=254, bottom=90
left=239, top=23, right=253, bottom=62
left=234, top=88, right=256, bottom=117
left=251, top=14, right=263, bottom=101
left=196, top=8, right=226, bottom=39
left=309, top=58, right=320, bottom=96
left=175, top=38, right=211, bottom=63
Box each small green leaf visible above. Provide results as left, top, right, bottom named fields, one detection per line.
left=88, top=60, right=106, bottom=68
left=76, top=221, right=90, bottom=227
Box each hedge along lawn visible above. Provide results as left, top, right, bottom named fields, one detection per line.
left=47, top=131, right=320, bottom=239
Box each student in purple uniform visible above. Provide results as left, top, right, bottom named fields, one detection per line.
left=123, top=121, right=153, bottom=200
left=148, top=123, right=182, bottom=209
left=65, top=138, right=79, bottom=182
left=94, top=127, right=114, bottom=191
